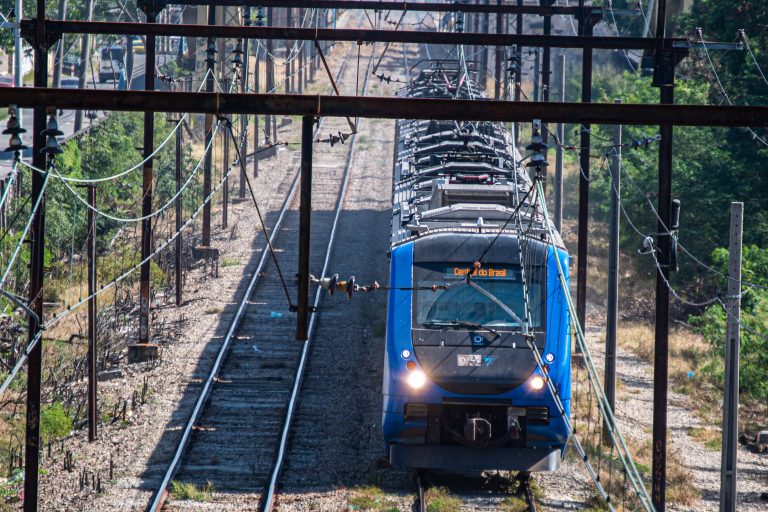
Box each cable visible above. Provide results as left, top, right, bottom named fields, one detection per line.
left=695, top=30, right=768, bottom=148
left=0, top=169, right=50, bottom=291
left=739, top=30, right=768, bottom=88
left=534, top=179, right=655, bottom=512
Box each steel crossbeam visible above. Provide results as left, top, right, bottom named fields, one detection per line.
left=3, top=89, right=767, bottom=126
left=21, top=20, right=688, bottom=50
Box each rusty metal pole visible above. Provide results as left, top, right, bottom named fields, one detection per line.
left=254, top=41, right=261, bottom=177
left=174, top=114, right=183, bottom=306
left=202, top=6, right=216, bottom=247
left=494, top=0, right=502, bottom=99
left=296, top=115, right=313, bottom=341
left=240, top=6, right=250, bottom=198
left=285, top=7, right=292, bottom=93
left=86, top=184, right=97, bottom=442
left=575, top=9, right=593, bottom=341
left=267, top=7, right=277, bottom=142
left=24, top=1, right=48, bottom=508
left=222, top=111, right=229, bottom=229
left=652, top=1, right=673, bottom=508
left=137, top=3, right=158, bottom=351
left=514, top=0, right=522, bottom=143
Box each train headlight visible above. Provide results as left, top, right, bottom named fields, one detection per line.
left=407, top=369, right=427, bottom=389
left=530, top=375, right=545, bottom=390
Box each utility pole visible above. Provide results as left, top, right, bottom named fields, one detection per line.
left=554, top=52, right=564, bottom=231
left=74, top=0, right=94, bottom=132
left=86, top=184, right=97, bottom=442
left=540, top=0, right=553, bottom=176
left=604, top=99, right=621, bottom=445
left=298, top=8, right=304, bottom=95
left=202, top=5, right=216, bottom=247
left=254, top=40, right=261, bottom=178
left=575, top=3, right=594, bottom=340
left=296, top=115, right=313, bottom=341
left=134, top=0, right=159, bottom=356
left=24, top=2, right=48, bottom=508
left=720, top=201, right=743, bottom=512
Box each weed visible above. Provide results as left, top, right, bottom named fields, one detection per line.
left=348, top=486, right=398, bottom=511
left=169, top=480, right=214, bottom=501
left=220, top=257, right=241, bottom=268
left=205, top=306, right=223, bottom=314
left=500, top=495, right=528, bottom=512
left=425, top=487, right=461, bottom=512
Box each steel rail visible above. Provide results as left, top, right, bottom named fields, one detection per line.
left=261, top=48, right=375, bottom=512
left=148, top=45, right=356, bottom=512
left=163, top=0, right=593, bottom=15
left=4, top=88, right=767, bottom=126
left=23, top=20, right=686, bottom=49
left=416, top=470, right=427, bottom=512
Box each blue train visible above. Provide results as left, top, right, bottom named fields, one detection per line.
left=382, top=62, right=571, bottom=472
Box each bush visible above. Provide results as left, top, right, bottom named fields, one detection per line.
left=40, top=402, right=73, bottom=443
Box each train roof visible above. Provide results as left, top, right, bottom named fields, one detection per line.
left=391, top=62, right=564, bottom=251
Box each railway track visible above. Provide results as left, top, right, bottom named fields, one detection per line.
left=150, top=40, right=374, bottom=511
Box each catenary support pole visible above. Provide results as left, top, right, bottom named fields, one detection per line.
left=603, top=99, right=621, bottom=445
left=268, top=7, right=277, bottom=142
left=202, top=5, right=216, bottom=247
left=254, top=40, right=261, bottom=177
left=222, top=112, right=229, bottom=229
left=575, top=10, right=593, bottom=340
left=296, top=115, right=313, bottom=341
left=74, top=0, right=94, bottom=132
left=482, top=0, right=489, bottom=86
left=240, top=7, right=250, bottom=198
left=494, top=0, right=502, bottom=99
left=51, top=0, right=67, bottom=89
left=720, top=201, right=743, bottom=512
left=514, top=0, right=522, bottom=143
left=541, top=0, right=553, bottom=174
left=652, top=1, right=672, bottom=508
left=285, top=6, right=292, bottom=93
left=174, top=113, right=183, bottom=306
left=138, top=5, right=158, bottom=347
left=554, top=52, right=564, bottom=231
left=533, top=48, right=540, bottom=102
left=24, top=2, right=47, bottom=508
left=86, top=184, right=97, bottom=442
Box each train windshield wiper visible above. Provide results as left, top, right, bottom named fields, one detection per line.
left=424, top=320, right=500, bottom=340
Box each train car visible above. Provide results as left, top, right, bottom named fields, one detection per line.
left=382, top=62, right=572, bottom=472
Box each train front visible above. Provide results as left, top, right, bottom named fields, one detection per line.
left=382, top=232, right=571, bottom=471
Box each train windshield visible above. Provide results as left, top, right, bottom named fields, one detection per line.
left=412, top=263, right=544, bottom=330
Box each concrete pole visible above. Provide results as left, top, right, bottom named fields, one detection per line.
left=86, top=184, right=97, bottom=442
left=74, top=0, right=94, bottom=132
left=52, top=0, right=67, bottom=89
left=554, top=53, right=564, bottom=232
left=720, top=202, right=743, bottom=512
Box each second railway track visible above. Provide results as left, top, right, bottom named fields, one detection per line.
left=152, top=39, right=376, bottom=512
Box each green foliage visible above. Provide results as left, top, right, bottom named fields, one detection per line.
left=689, top=245, right=768, bottom=399
left=425, top=487, right=461, bottom=512
left=348, top=486, right=399, bottom=511
left=169, top=480, right=214, bottom=501
left=39, top=402, right=73, bottom=443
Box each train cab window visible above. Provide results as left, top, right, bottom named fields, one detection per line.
left=412, top=263, right=544, bottom=330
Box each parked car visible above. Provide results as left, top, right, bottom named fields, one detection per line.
left=99, top=45, right=124, bottom=83
left=132, top=36, right=145, bottom=54
left=60, top=77, right=79, bottom=88
left=0, top=76, right=14, bottom=88
left=62, top=54, right=81, bottom=76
